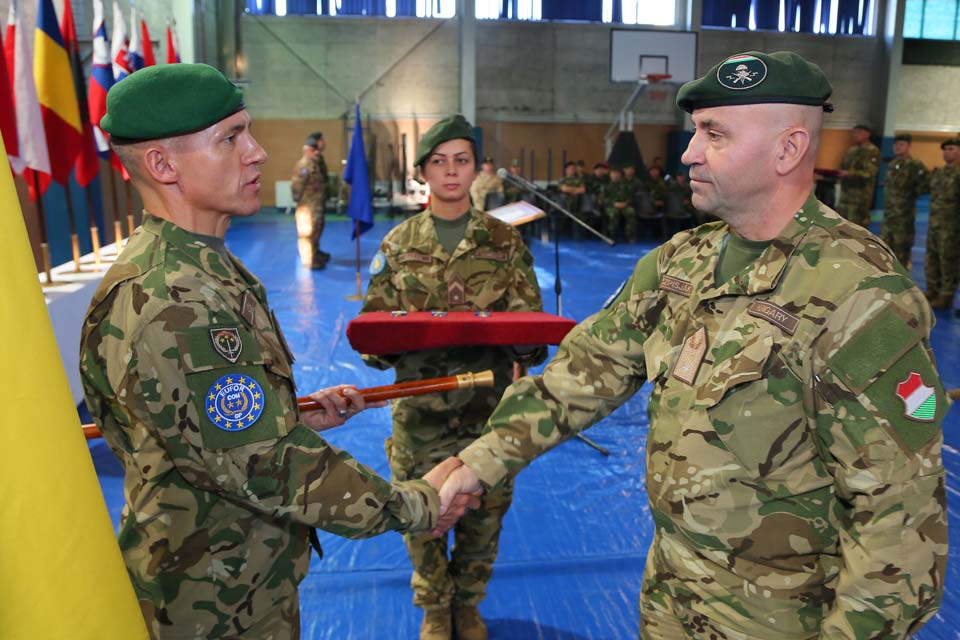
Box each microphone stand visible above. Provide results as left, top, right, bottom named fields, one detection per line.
left=498, top=170, right=611, bottom=457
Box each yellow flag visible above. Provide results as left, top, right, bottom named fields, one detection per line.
left=0, top=143, right=147, bottom=636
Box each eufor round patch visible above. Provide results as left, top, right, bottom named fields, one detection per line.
left=717, top=54, right=767, bottom=91
left=205, top=374, right=266, bottom=432
left=369, top=251, right=387, bottom=276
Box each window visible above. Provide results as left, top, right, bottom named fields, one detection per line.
left=702, top=0, right=876, bottom=36
left=904, top=0, right=960, bottom=39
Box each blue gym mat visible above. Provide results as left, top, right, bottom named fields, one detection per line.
left=87, top=201, right=960, bottom=639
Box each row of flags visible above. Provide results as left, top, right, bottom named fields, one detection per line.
left=0, top=0, right=182, bottom=200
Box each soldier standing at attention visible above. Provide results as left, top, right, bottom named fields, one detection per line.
left=836, top=123, right=880, bottom=227
left=468, top=155, right=503, bottom=212
left=436, top=51, right=947, bottom=640
left=360, top=115, right=546, bottom=640
left=82, top=65, right=474, bottom=639
left=925, top=137, right=960, bottom=309
left=291, top=131, right=329, bottom=269
left=880, top=133, right=928, bottom=268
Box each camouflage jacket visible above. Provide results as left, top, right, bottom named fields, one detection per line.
left=360, top=208, right=545, bottom=427
left=291, top=153, right=327, bottom=208
left=928, top=163, right=960, bottom=225
left=583, top=173, right=609, bottom=197
left=469, top=172, right=503, bottom=212
left=459, top=194, right=947, bottom=639
left=840, top=142, right=880, bottom=191
left=603, top=180, right=635, bottom=207
left=80, top=213, right=439, bottom=638
left=883, top=156, right=928, bottom=212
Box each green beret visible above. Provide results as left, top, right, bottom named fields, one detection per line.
left=509, top=158, right=521, bottom=167
left=894, top=133, right=912, bottom=143
left=941, top=137, right=960, bottom=149
left=415, top=115, right=475, bottom=166
left=101, top=64, right=244, bottom=144
left=853, top=123, right=872, bottom=132
left=305, top=131, right=323, bottom=147
left=677, top=51, right=833, bottom=114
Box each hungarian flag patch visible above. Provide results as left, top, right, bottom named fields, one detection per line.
left=896, top=371, right=937, bottom=422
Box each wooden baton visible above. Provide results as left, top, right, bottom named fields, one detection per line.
left=81, top=370, right=495, bottom=440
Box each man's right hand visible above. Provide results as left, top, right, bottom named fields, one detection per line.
left=430, top=460, right=483, bottom=536
left=422, top=458, right=481, bottom=536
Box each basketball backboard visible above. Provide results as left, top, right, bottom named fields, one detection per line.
left=609, top=30, right=697, bottom=84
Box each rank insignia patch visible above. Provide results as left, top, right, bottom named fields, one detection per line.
left=369, top=251, right=387, bottom=276
left=896, top=371, right=937, bottom=422
left=210, top=328, right=243, bottom=363
left=205, top=374, right=266, bottom=432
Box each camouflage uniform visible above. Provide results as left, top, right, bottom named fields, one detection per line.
left=459, top=194, right=947, bottom=639
left=837, top=142, right=880, bottom=227
left=880, top=155, right=928, bottom=267
left=603, top=179, right=638, bottom=242
left=360, top=207, right=545, bottom=612
left=81, top=213, right=440, bottom=639
left=925, top=163, right=960, bottom=305
left=291, top=152, right=328, bottom=267
left=646, top=176, right=668, bottom=212
left=557, top=175, right=585, bottom=217
left=469, top=172, right=503, bottom=213
left=503, top=178, right=524, bottom=204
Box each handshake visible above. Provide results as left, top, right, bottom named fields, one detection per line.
left=421, top=457, right=485, bottom=537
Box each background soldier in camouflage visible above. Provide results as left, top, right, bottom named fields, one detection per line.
left=502, top=158, right=524, bottom=203
left=880, top=133, right=928, bottom=268
left=291, top=131, right=329, bottom=269
left=436, top=51, right=947, bottom=640
left=468, top=156, right=503, bottom=212
left=361, top=115, right=545, bottom=640
left=583, top=161, right=610, bottom=199
left=645, top=164, right=668, bottom=212
left=603, top=166, right=638, bottom=242
left=925, top=137, right=960, bottom=309
left=837, top=124, right=880, bottom=227
left=558, top=160, right=586, bottom=215
left=84, top=65, right=474, bottom=639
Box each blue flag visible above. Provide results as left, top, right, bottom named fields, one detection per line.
left=343, top=102, right=374, bottom=239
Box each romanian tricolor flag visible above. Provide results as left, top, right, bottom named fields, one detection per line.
left=166, top=22, right=180, bottom=64
left=141, top=14, right=156, bottom=67
left=88, top=0, right=113, bottom=160
left=33, top=0, right=82, bottom=186
left=0, top=23, right=17, bottom=160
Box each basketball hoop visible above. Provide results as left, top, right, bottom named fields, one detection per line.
left=642, top=73, right=672, bottom=103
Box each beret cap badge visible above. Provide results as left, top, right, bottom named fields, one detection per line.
left=717, top=54, right=768, bottom=91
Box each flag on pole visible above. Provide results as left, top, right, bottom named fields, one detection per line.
left=34, top=0, right=82, bottom=186
left=8, top=0, right=50, bottom=185
left=0, top=136, right=149, bottom=640
left=110, top=1, right=131, bottom=81
left=61, top=0, right=99, bottom=188
left=165, top=21, right=180, bottom=64
left=89, top=0, right=113, bottom=160
left=140, top=14, right=155, bottom=66
left=343, top=102, right=374, bottom=239
left=127, top=5, right=143, bottom=71
left=0, top=24, right=17, bottom=160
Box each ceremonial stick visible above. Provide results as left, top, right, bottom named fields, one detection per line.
left=81, top=370, right=495, bottom=440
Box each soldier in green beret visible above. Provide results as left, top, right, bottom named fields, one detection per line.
left=434, top=51, right=947, bottom=639
left=880, top=133, right=928, bottom=268
left=925, top=137, right=960, bottom=309
left=83, top=64, right=475, bottom=639
left=291, top=131, right=329, bottom=269
left=837, top=124, right=881, bottom=227
left=360, top=114, right=546, bottom=640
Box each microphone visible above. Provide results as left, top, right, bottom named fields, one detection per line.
left=497, top=167, right=540, bottom=192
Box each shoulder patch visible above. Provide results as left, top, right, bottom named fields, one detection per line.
left=205, top=373, right=266, bottom=432
left=660, top=275, right=693, bottom=298
left=369, top=251, right=387, bottom=276
left=210, top=328, right=243, bottom=363
left=399, top=252, right=433, bottom=264
left=747, top=300, right=800, bottom=335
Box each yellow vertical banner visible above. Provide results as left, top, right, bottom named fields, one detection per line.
left=0, top=143, right=147, bottom=635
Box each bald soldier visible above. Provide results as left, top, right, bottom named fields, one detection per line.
left=436, top=51, right=947, bottom=639
left=81, top=64, right=475, bottom=639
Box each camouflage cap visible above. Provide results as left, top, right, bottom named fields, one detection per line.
left=415, top=115, right=475, bottom=166
left=676, top=51, right=833, bottom=114
left=101, top=64, right=245, bottom=144
left=894, top=133, right=913, bottom=143
left=940, top=137, right=960, bottom=149
left=509, top=158, right=521, bottom=167
left=305, top=131, right=323, bottom=147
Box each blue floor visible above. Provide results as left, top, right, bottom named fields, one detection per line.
left=88, top=201, right=960, bottom=639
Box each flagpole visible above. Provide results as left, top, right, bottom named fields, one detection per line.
left=347, top=219, right=363, bottom=301
left=83, top=184, right=103, bottom=266
left=109, top=167, right=123, bottom=250
left=32, top=172, right=54, bottom=284
left=124, top=178, right=135, bottom=236
left=63, top=183, right=83, bottom=273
